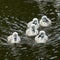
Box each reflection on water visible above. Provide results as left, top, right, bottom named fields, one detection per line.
left=0, top=0, right=60, bottom=60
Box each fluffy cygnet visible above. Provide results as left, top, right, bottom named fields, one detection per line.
left=40, top=15, right=51, bottom=27
left=35, top=30, right=48, bottom=43
left=27, top=18, right=39, bottom=29
left=26, top=24, right=38, bottom=36
left=7, top=32, right=21, bottom=44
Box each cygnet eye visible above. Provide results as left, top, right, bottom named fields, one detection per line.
left=43, top=18, right=48, bottom=22
left=33, top=20, right=37, bottom=25
left=38, top=32, right=44, bottom=38
left=40, top=33, right=44, bottom=35
left=40, top=33, right=44, bottom=38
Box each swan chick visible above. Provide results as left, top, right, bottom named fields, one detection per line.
left=7, top=32, right=21, bottom=44
left=40, top=15, right=51, bottom=27
left=27, top=18, right=39, bottom=29
left=26, top=24, right=38, bottom=36
left=35, top=30, right=48, bottom=43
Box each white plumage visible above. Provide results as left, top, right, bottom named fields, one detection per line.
left=26, top=24, right=38, bottom=36
left=7, top=32, right=21, bottom=44
left=35, top=30, right=48, bottom=43
left=27, top=18, right=39, bottom=29
left=40, top=15, right=51, bottom=27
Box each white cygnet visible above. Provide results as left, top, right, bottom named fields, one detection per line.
left=7, top=32, right=21, bottom=44
left=35, top=30, right=48, bottom=43
left=26, top=24, right=38, bottom=36
left=27, top=18, right=39, bottom=29
left=40, top=15, right=51, bottom=27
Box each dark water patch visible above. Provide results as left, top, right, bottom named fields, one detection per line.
left=0, top=0, right=40, bottom=21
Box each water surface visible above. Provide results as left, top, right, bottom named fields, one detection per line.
left=0, top=0, right=60, bottom=60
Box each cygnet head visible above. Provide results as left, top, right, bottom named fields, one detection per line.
left=13, top=32, right=18, bottom=41
left=42, top=16, right=49, bottom=22
left=38, top=30, right=46, bottom=38
left=39, top=30, right=46, bottom=35
left=42, top=16, right=47, bottom=19
left=13, top=32, right=18, bottom=36
left=33, top=18, right=38, bottom=25
left=31, top=24, right=35, bottom=32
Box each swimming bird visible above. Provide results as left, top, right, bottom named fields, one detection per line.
left=27, top=18, right=39, bottom=29
left=26, top=24, right=38, bottom=36
left=35, top=30, right=48, bottom=43
left=40, top=15, right=51, bottom=27
left=7, top=32, right=21, bottom=44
